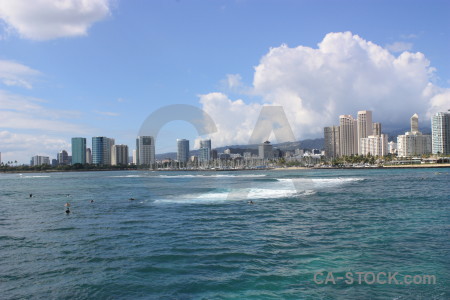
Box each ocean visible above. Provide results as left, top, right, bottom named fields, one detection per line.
left=0, top=168, right=449, bottom=299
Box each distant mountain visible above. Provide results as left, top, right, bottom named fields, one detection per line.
left=155, top=138, right=325, bottom=160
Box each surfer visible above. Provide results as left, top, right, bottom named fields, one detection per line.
left=129, top=197, right=135, bottom=201
left=247, top=200, right=254, bottom=204
left=29, top=194, right=33, bottom=198
left=90, top=200, right=94, bottom=203
left=65, top=202, right=71, bottom=214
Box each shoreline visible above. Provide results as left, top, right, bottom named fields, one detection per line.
left=1, top=164, right=450, bottom=174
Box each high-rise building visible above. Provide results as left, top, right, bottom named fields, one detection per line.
left=431, top=110, right=450, bottom=155
left=397, top=114, right=432, bottom=157
left=92, top=137, right=114, bottom=165
left=111, top=144, right=129, bottom=166
left=388, top=141, right=397, bottom=154
left=199, top=139, right=211, bottom=162
left=360, top=134, right=388, bottom=156
left=177, top=139, right=189, bottom=163
left=31, top=155, right=50, bottom=166
left=259, top=141, right=273, bottom=159
left=57, top=150, right=69, bottom=165
left=357, top=110, right=373, bottom=154
left=411, top=113, right=419, bottom=133
left=324, top=126, right=340, bottom=158
left=339, top=115, right=357, bottom=156
left=372, top=122, right=381, bottom=136
left=132, top=149, right=137, bottom=164
left=137, top=136, right=155, bottom=165
left=71, top=137, right=86, bottom=165
left=86, top=148, right=92, bottom=164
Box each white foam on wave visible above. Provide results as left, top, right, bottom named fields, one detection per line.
left=154, top=186, right=305, bottom=204
left=109, top=175, right=143, bottom=178
left=158, top=174, right=266, bottom=179
left=20, top=175, right=50, bottom=178
left=277, top=177, right=364, bottom=188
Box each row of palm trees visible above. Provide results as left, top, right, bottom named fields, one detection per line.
left=0, top=160, right=18, bottom=166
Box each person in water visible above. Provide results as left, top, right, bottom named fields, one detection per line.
left=90, top=200, right=94, bottom=203
left=29, top=194, right=32, bottom=198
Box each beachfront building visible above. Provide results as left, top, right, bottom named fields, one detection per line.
left=31, top=155, right=50, bottom=166
left=71, top=137, right=86, bottom=165
left=92, top=136, right=115, bottom=165
left=111, top=144, right=129, bottom=166
left=259, top=141, right=273, bottom=159
left=57, top=150, right=69, bottom=165
left=199, top=139, right=211, bottom=162
left=397, top=114, right=432, bottom=157
left=388, top=141, right=397, bottom=154
left=360, top=134, right=388, bottom=156
left=431, top=110, right=450, bottom=155
left=339, top=115, right=357, bottom=156
left=86, top=148, right=92, bottom=164
left=324, top=125, right=340, bottom=158
left=357, top=110, right=373, bottom=154
left=177, top=139, right=190, bottom=163
left=137, top=136, right=155, bottom=166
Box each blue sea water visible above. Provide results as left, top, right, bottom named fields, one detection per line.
left=0, top=169, right=449, bottom=299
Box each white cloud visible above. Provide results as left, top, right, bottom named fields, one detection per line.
left=199, top=32, right=445, bottom=147
left=0, top=130, right=70, bottom=164
left=0, top=59, right=41, bottom=88
left=198, top=92, right=262, bottom=147
left=386, top=41, right=413, bottom=52
left=94, top=110, right=119, bottom=117
left=0, top=0, right=111, bottom=40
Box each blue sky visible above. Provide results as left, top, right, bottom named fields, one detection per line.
left=0, top=0, right=449, bottom=163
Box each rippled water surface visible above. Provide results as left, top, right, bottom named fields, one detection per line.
left=0, top=169, right=449, bottom=299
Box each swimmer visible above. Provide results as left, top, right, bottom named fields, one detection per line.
left=129, top=198, right=135, bottom=201
left=29, top=194, right=33, bottom=198
left=90, top=200, right=94, bottom=203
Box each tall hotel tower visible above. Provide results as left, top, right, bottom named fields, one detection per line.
left=432, top=110, right=450, bottom=155
left=177, top=139, right=190, bottom=163
left=71, top=137, right=86, bottom=165
left=199, top=139, right=211, bottom=162
left=324, top=126, right=340, bottom=158
left=92, top=137, right=115, bottom=165
left=137, top=136, right=155, bottom=166
left=357, top=110, right=373, bottom=154
left=339, top=115, right=357, bottom=156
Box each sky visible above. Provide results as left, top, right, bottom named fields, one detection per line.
left=0, top=0, right=449, bottom=164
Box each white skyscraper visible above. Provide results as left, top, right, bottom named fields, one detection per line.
left=372, top=122, right=381, bottom=136
left=431, top=110, right=450, bottom=155
left=397, top=114, right=432, bottom=157
left=339, top=115, right=357, bottom=156
left=411, top=113, right=419, bottom=133
left=138, top=136, right=155, bottom=165
left=199, top=139, right=211, bottom=162
left=360, top=134, right=388, bottom=156
left=357, top=110, right=373, bottom=154
left=388, top=141, right=397, bottom=154
left=111, top=144, right=129, bottom=166
left=86, top=148, right=92, bottom=164
left=177, top=139, right=190, bottom=163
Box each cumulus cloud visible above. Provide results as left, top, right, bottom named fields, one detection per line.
left=0, top=59, right=41, bottom=88
left=198, top=92, right=262, bottom=147
left=0, top=0, right=111, bottom=40
left=199, top=31, right=449, bottom=147
left=0, top=130, right=70, bottom=164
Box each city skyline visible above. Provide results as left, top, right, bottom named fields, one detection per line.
left=1, top=1, right=450, bottom=164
